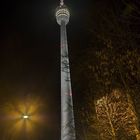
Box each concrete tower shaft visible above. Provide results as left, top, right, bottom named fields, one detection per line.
left=56, top=2, right=76, bottom=140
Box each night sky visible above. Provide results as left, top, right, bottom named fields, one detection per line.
left=1, top=0, right=133, bottom=139
left=0, top=0, right=92, bottom=139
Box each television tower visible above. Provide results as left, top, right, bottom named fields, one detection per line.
left=56, top=1, right=76, bottom=140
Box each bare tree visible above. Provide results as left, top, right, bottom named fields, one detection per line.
left=94, top=89, right=140, bottom=140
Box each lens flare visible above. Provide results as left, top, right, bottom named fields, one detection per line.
left=1, top=95, right=47, bottom=140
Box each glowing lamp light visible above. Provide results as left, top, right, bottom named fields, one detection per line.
left=22, top=115, right=29, bottom=119
left=1, top=96, right=46, bottom=140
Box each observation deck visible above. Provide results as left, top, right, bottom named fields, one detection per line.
left=56, top=5, right=70, bottom=25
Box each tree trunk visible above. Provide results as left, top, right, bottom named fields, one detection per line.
left=136, top=133, right=140, bottom=140
left=104, top=97, right=116, bottom=140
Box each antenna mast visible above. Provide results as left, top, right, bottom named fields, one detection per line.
left=60, top=0, right=64, bottom=6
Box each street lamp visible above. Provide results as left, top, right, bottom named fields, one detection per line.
left=22, top=115, right=29, bottom=119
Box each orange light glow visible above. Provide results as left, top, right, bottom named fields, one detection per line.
left=1, top=95, right=47, bottom=140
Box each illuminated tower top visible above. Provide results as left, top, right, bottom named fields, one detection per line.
left=55, top=4, right=70, bottom=25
